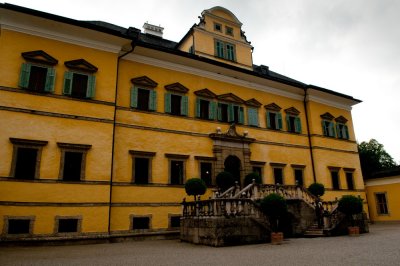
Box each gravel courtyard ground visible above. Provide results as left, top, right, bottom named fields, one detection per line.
left=1, top=223, right=399, bottom=266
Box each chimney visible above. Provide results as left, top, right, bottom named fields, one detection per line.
left=143, top=22, right=164, bottom=38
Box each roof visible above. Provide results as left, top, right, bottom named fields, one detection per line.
left=369, top=167, right=400, bottom=179
left=0, top=3, right=361, bottom=103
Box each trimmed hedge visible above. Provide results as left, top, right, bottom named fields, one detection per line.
left=308, top=183, right=325, bottom=197
left=185, top=178, right=207, bottom=199
left=244, top=172, right=262, bottom=186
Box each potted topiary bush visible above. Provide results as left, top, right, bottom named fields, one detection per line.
left=338, top=195, right=363, bottom=236
left=307, top=182, right=325, bottom=198
left=260, top=193, right=287, bottom=244
left=184, top=178, right=207, bottom=201
left=216, top=171, right=235, bottom=192
left=244, top=172, right=262, bottom=186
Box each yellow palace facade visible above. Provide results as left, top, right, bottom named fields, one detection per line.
left=0, top=4, right=366, bottom=241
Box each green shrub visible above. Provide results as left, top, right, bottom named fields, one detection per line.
left=244, top=172, right=262, bottom=186
left=260, top=193, right=287, bottom=232
left=184, top=178, right=207, bottom=200
left=216, top=171, right=235, bottom=191
left=307, top=183, right=325, bottom=197
left=338, top=195, right=363, bottom=216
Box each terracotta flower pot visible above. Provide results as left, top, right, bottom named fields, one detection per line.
left=348, top=226, right=360, bottom=236
left=271, top=232, right=284, bottom=244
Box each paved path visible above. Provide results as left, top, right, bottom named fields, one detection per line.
left=1, top=224, right=399, bottom=266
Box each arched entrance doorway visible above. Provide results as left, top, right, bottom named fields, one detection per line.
left=224, top=155, right=241, bottom=184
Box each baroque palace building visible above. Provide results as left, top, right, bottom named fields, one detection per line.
left=0, top=4, right=367, bottom=241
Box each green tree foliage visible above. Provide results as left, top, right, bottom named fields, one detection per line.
left=358, top=139, right=397, bottom=178
left=216, top=171, right=235, bottom=191
left=307, top=183, right=325, bottom=198
left=260, top=193, right=287, bottom=232
left=184, top=178, right=207, bottom=200
left=244, top=172, right=262, bottom=186
left=338, top=195, right=363, bottom=226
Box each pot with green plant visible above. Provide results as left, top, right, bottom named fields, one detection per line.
left=184, top=178, right=207, bottom=201
left=244, top=172, right=262, bottom=186
left=260, top=193, right=287, bottom=244
left=215, top=171, right=235, bottom=192
left=338, top=195, right=363, bottom=236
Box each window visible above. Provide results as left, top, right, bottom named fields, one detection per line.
left=252, top=166, right=262, bottom=180
left=7, top=218, right=32, bottom=235
left=58, top=143, right=91, bottom=182
left=214, top=23, right=222, bottom=32
left=63, top=72, right=96, bottom=99
left=337, top=123, right=349, bottom=139
left=217, top=103, right=244, bottom=124
left=130, top=150, right=155, bottom=184
left=294, top=169, right=304, bottom=186
left=19, top=50, right=57, bottom=93
left=225, top=26, right=233, bottom=36
left=286, top=115, right=302, bottom=133
left=345, top=172, right=354, bottom=190
left=10, top=138, right=48, bottom=180
left=19, top=64, right=55, bottom=93
left=330, top=170, right=340, bottom=190
left=196, top=98, right=217, bottom=120
left=247, top=108, right=259, bottom=126
left=273, top=168, right=284, bottom=185
left=55, top=217, right=81, bottom=233
left=375, top=193, right=389, bottom=215
left=322, top=120, right=336, bottom=137
left=165, top=93, right=188, bottom=116
left=169, top=215, right=181, bottom=229
left=131, top=216, right=151, bottom=230
left=215, top=40, right=236, bottom=61
left=131, top=87, right=157, bottom=111
left=171, top=160, right=184, bottom=185
left=189, top=46, right=194, bottom=54
left=200, top=162, right=212, bottom=186
left=267, top=111, right=283, bottom=130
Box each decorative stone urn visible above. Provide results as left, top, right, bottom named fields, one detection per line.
left=271, top=232, right=284, bottom=244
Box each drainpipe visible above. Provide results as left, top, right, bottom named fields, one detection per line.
left=303, top=87, right=317, bottom=183
left=108, top=29, right=139, bottom=235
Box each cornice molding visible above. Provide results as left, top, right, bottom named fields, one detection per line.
left=131, top=76, right=158, bottom=88
left=335, top=115, right=348, bottom=123
left=284, top=107, right=300, bottom=115
left=320, top=112, right=335, bottom=120
left=365, top=176, right=400, bottom=186
left=21, top=50, right=58, bottom=65
left=217, top=93, right=244, bottom=104
left=123, top=54, right=305, bottom=101
left=194, top=88, right=217, bottom=99
left=307, top=94, right=352, bottom=111
left=164, top=82, right=189, bottom=93
left=64, top=59, right=98, bottom=73
left=245, top=98, right=262, bottom=107
left=1, top=20, right=125, bottom=53
left=264, top=102, right=282, bottom=111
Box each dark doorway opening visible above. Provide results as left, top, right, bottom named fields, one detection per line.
left=224, top=155, right=241, bottom=185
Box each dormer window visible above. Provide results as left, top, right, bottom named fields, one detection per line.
left=19, top=50, right=58, bottom=93
left=225, top=26, right=233, bottom=36
left=63, top=59, right=98, bottom=99
left=215, top=40, right=236, bottom=61
left=214, top=23, right=222, bottom=32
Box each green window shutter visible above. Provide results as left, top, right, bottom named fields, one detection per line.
left=130, top=87, right=138, bottom=108
left=336, top=124, right=342, bottom=138
left=181, top=95, right=188, bottom=116
left=239, top=107, right=244, bottom=124
left=195, top=98, right=201, bottom=118
left=329, top=121, right=336, bottom=137
left=209, top=101, right=216, bottom=120
left=217, top=103, right=222, bottom=121
left=44, top=67, right=55, bottom=92
left=266, top=111, right=271, bottom=128
left=216, top=41, right=224, bottom=58
left=343, top=125, right=349, bottom=139
left=19, top=63, right=31, bottom=88
left=164, top=93, right=171, bottom=113
left=149, top=89, right=157, bottom=111
left=86, top=74, right=96, bottom=98
left=295, top=117, right=302, bottom=133
left=286, top=115, right=291, bottom=132
left=227, top=103, right=234, bottom=122
left=276, top=112, right=283, bottom=130
left=248, top=108, right=258, bottom=126
left=322, top=120, right=327, bottom=136
left=63, top=71, right=73, bottom=95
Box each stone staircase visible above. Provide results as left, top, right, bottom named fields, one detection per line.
left=303, top=223, right=325, bottom=238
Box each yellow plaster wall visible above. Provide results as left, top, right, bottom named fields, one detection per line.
left=365, top=178, right=400, bottom=222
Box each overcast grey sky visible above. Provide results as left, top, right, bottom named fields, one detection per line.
left=4, top=0, right=400, bottom=163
